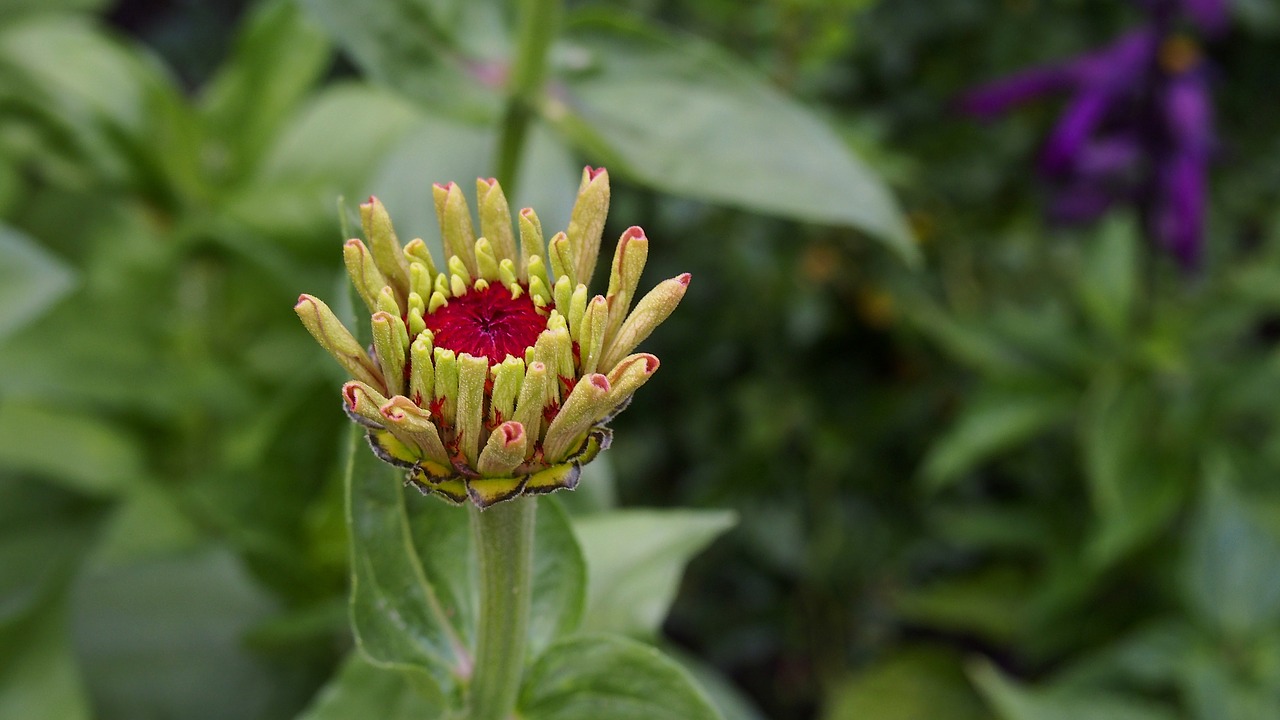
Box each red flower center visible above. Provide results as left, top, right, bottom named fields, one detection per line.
left=424, top=283, right=548, bottom=365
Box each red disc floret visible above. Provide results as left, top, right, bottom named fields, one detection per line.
left=424, top=283, right=548, bottom=365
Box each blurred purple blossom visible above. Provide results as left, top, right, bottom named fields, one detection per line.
left=959, top=0, right=1224, bottom=269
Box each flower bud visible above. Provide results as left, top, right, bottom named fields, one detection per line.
left=477, top=178, right=517, bottom=264
left=295, top=294, right=384, bottom=390
left=518, top=207, right=544, bottom=277
left=359, top=197, right=410, bottom=302
left=600, top=273, right=690, bottom=371
left=543, top=373, right=611, bottom=462
left=567, top=166, right=610, bottom=286
left=344, top=239, right=387, bottom=313
left=433, top=182, right=477, bottom=277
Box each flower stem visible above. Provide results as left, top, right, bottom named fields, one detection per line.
left=467, top=496, right=537, bottom=720
left=494, top=0, right=563, bottom=195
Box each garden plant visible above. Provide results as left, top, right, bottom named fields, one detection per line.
left=3, top=0, right=1280, bottom=719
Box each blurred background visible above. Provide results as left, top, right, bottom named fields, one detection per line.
left=3, top=0, right=1280, bottom=718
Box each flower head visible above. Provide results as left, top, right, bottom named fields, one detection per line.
left=296, top=168, right=688, bottom=507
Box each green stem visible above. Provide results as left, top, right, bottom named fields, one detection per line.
left=494, top=0, right=563, bottom=195
left=467, top=496, right=537, bottom=720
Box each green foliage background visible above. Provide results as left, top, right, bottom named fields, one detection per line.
left=3, top=0, right=1280, bottom=719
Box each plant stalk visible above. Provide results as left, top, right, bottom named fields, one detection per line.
left=467, top=496, right=537, bottom=720
left=494, top=0, right=563, bottom=195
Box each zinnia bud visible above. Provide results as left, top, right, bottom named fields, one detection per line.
left=297, top=168, right=687, bottom=508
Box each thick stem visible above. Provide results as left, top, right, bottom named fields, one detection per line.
left=494, top=0, right=563, bottom=195
left=467, top=496, right=537, bottom=720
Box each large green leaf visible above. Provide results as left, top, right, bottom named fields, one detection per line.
left=1182, top=456, right=1280, bottom=638
left=552, top=13, right=915, bottom=261
left=297, top=0, right=503, bottom=120
left=572, top=509, right=735, bottom=637
left=297, top=652, right=450, bottom=720
left=0, top=224, right=75, bottom=341
left=200, top=0, right=331, bottom=183
left=368, top=116, right=578, bottom=262
left=70, top=549, right=283, bottom=720
left=346, top=427, right=586, bottom=698
left=970, top=661, right=1177, bottom=720
left=519, top=634, right=722, bottom=720
left=229, top=83, right=425, bottom=240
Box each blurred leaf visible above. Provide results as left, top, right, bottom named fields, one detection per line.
left=665, top=646, right=768, bottom=720
left=230, top=83, right=425, bottom=241
left=1080, top=376, right=1186, bottom=567
left=70, top=548, right=282, bottom=720
left=1077, top=216, right=1138, bottom=341
left=572, top=509, right=735, bottom=637
left=346, top=427, right=585, bottom=698
left=0, top=600, right=90, bottom=720
left=895, top=566, right=1029, bottom=645
left=823, top=649, right=989, bottom=720
left=971, top=661, right=1177, bottom=720
left=0, top=477, right=106, bottom=720
left=554, top=13, right=916, bottom=261
left=1057, top=620, right=1195, bottom=690
left=906, top=301, right=1035, bottom=377
left=297, top=0, right=503, bottom=120
left=1182, top=455, right=1280, bottom=638
left=91, top=482, right=201, bottom=566
left=369, top=116, right=578, bottom=257
left=519, top=634, right=722, bottom=720
left=0, top=15, right=189, bottom=188
left=0, top=223, right=75, bottom=340
left=922, top=385, right=1076, bottom=492
left=200, top=0, right=331, bottom=183
left=297, top=652, right=450, bottom=720
left=0, top=0, right=107, bottom=19
left=0, top=401, right=145, bottom=496
left=1180, top=642, right=1280, bottom=720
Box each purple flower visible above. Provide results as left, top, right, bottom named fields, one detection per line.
left=957, top=5, right=1220, bottom=269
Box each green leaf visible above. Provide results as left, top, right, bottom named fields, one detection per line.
left=297, top=0, right=503, bottom=120
left=0, top=477, right=108, bottom=720
left=921, top=385, right=1077, bottom=492
left=229, top=83, right=425, bottom=239
left=298, top=652, right=450, bottom=720
left=200, top=0, right=331, bottom=183
left=823, top=649, right=989, bottom=720
left=0, top=599, right=91, bottom=720
left=970, top=661, right=1178, bottom=720
left=1080, top=376, right=1185, bottom=567
left=554, top=14, right=915, bottom=261
left=368, top=116, right=578, bottom=259
left=665, top=646, right=768, bottom=720
left=519, top=634, right=722, bottom=720
left=0, top=0, right=108, bottom=18
left=1182, top=455, right=1280, bottom=638
left=0, top=224, right=75, bottom=340
left=0, top=16, right=192, bottom=189
left=70, top=548, right=283, bottom=720
left=0, top=401, right=145, bottom=496
left=1180, top=642, right=1280, bottom=720
left=1077, top=215, right=1138, bottom=341
left=572, top=509, right=735, bottom=637
left=346, top=427, right=586, bottom=695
